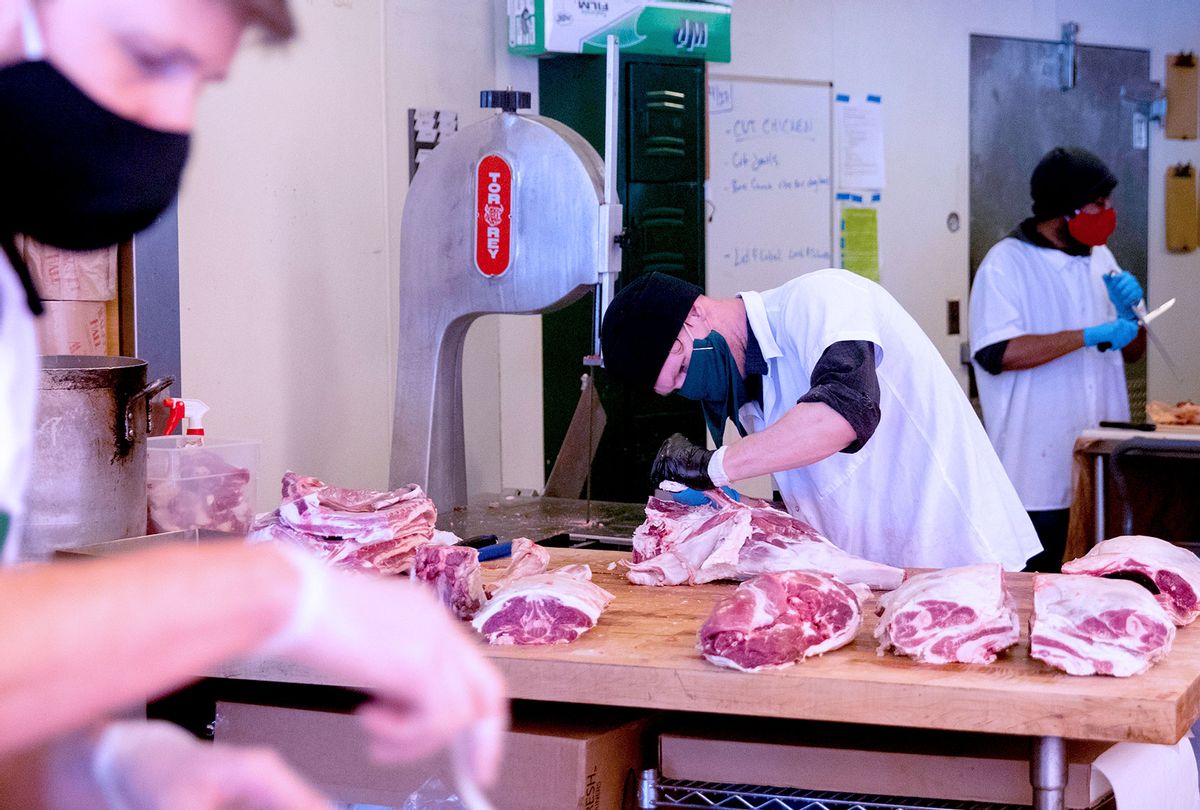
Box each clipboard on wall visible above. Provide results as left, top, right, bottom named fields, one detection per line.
left=1166, top=53, right=1197, bottom=140
left=1165, top=163, right=1197, bottom=253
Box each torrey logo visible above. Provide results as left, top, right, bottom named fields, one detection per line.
left=475, top=154, right=512, bottom=277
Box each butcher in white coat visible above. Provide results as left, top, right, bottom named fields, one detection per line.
left=601, top=269, right=1040, bottom=571
left=970, top=147, right=1145, bottom=572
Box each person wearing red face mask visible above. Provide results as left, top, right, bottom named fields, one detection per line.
left=969, top=146, right=1146, bottom=573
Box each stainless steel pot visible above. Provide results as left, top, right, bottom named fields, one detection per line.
left=23, top=356, right=172, bottom=560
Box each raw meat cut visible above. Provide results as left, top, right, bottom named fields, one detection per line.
left=1030, top=574, right=1174, bottom=677
left=412, top=544, right=486, bottom=620
left=248, top=472, right=436, bottom=575
left=699, top=571, right=863, bottom=672
left=631, top=497, right=717, bottom=563
left=874, top=564, right=1019, bottom=665
left=484, top=537, right=550, bottom=597
left=1061, top=535, right=1200, bottom=626
left=147, top=447, right=254, bottom=535
left=472, top=564, right=613, bottom=645
left=624, top=492, right=903, bottom=590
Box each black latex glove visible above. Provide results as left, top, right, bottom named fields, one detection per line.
left=650, top=433, right=715, bottom=491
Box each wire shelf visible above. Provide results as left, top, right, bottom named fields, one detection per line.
left=651, top=779, right=1033, bottom=810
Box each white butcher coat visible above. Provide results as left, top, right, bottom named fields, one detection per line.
left=969, top=239, right=1129, bottom=511
left=736, top=269, right=1040, bottom=571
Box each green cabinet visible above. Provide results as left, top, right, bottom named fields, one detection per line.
left=540, top=53, right=707, bottom=503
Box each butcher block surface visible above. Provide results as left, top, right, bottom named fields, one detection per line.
left=215, top=549, right=1200, bottom=744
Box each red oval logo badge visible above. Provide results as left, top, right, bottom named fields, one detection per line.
left=475, top=155, right=512, bottom=277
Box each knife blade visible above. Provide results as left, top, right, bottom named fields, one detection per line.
left=1142, top=297, right=1176, bottom=325
left=1133, top=299, right=1182, bottom=380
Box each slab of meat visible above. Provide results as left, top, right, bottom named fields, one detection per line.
left=147, top=447, right=254, bottom=534
left=248, top=472, right=436, bottom=575
left=874, top=564, right=1019, bottom=665
left=699, top=571, right=863, bottom=672
left=631, top=497, right=717, bottom=563
left=484, top=537, right=550, bottom=597
left=1061, top=535, right=1200, bottom=626
left=624, top=492, right=903, bottom=591
left=1030, top=574, right=1175, bottom=677
left=472, top=564, right=614, bottom=645
left=411, top=544, right=486, bottom=620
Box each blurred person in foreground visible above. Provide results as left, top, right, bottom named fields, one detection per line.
left=0, top=0, right=505, bottom=806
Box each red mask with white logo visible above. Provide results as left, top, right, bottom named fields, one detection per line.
left=1067, top=207, right=1116, bottom=246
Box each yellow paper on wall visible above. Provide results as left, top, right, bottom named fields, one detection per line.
left=1165, top=165, right=1197, bottom=253
left=841, top=207, right=879, bottom=282
left=1166, top=53, right=1198, bottom=141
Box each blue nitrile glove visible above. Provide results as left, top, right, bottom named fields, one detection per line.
left=669, top=486, right=742, bottom=507
left=1083, top=317, right=1139, bottom=352
left=1103, top=271, right=1143, bottom=320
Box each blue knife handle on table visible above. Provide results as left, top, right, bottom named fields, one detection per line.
left=476, top=542, right=513, bottom=562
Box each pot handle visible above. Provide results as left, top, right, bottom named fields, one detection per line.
left=125, top=376, right=175, bottom=443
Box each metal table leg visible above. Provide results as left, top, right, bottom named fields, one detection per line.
left=1094, top=455, right=1105, bottom=545
left=1032, top=735, right=1067, bottom=810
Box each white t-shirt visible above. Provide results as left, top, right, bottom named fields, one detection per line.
left=0, top=253, right=39, bottom=565
left=738, top=269, right=1039, bottom=571
left=969, top=239, right=1129, bottom=511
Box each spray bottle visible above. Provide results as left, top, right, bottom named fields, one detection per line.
left=161, top=398, right=211, bottom=447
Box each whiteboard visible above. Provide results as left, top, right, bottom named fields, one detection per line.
left=705, top=76, right=833, bottom=299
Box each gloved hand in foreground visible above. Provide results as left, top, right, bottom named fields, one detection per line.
left=668, top=486, right=742, bottom=507
left=651, top=433, right=727, bottom=491
left=266, top=550, right=508, bottom=787
left=1082, top=317, right=1139, bottom=352
left=91, top=720, right=332, bottom=810
left=1103, top=271, right=1143, bottom=320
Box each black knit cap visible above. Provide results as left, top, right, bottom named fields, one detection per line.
left=601, top=272, right=702, bottom=389
left=1030, top=147, right=1118, bottom=221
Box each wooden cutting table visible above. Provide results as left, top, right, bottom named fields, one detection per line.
left=215, top=547, right=1200, bottom=810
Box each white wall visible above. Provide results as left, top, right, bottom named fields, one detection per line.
left=178, top=1, right=1200, bottom=509
left=725, top=0, right=1200, bottom=397
left=179, top=0, right=542, bottom=508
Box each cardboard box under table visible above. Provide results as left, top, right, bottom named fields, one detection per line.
left=214, top=701, right=650, bottom=809
left=659, top=719, right=1114, bottom=809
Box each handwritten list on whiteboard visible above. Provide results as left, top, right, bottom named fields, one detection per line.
left=705, top=77, right=833, bottom=299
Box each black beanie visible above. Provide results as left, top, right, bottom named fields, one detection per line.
left=601, top=272, right=702, bottom=389
left=1030, top=147, right=1118, bottom=221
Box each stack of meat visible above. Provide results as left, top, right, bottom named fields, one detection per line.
left=699, top=570, right=865, bottom=671
left=623, top=490, right=904, bottom=591
left=1061, top=535, right=1200, bottom=625
left=1028, top=535, right=1197, bottom=676
left=874, top=564, right=1020, bottom=665
left=249, top=471, right=436, bottom=575
left=413, top=538, right=614, bottom=646
left=1147, top=399, right=1200, bottom=426
left=147, top=447, right=254, bottom=534
left=1030, top=574, right=1174, bottom=677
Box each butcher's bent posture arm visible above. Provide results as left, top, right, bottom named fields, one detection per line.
left=723, top=340, right=880, bottom=482
left=722, top=402, right=857, bottom=481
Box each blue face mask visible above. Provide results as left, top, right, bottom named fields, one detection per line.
left=677, top=328, right=748, bottom=447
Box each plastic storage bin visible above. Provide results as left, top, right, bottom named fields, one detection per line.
left=147, top=436, right=260, bottom=535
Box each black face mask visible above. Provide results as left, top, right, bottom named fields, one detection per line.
left=0, top=60, right=191, bottom=313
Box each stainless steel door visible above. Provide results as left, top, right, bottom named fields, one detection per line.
left=969, top=34, right=1150, bottom=411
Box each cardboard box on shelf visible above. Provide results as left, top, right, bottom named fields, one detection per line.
left=508, top=0, right=731, bottom=62
left=215, top=701, right=651, bottom=809
left=16, top=235, right=117, bottom=301
left=658, top=718, right=1113, bottom=809
left=36, top=300, right=107, bottom=355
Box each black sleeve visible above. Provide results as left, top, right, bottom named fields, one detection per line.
left=797, top=340, right=881, bottom=454
left=973, top=340, right=1009, bottom=376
